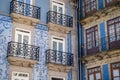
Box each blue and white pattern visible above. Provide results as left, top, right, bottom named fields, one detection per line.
left=68, top=70, right=72, bottom=80
left=0, top=15, right=12, bottom=80
left=67, top=31, right=72, bottom=80
left=33, top=24, right=49, bottom=80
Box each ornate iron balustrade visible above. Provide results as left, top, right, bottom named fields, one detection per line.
left=7, top=41, right=39, bottom=60
left=46, top=49, right=73, bottom=66
left=83, top=36, right=120, bottom=55
left=10, top=0, right=40, bottom=19
left=80, top=0, right=120, bottom=19
left=47, top=11, right=73, bottom=27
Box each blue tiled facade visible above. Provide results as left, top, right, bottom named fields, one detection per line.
left=0, top=15, right=12, bottom=80
left=0, top=0, right=76, bottom=80
left=33, top=24, right=49, bottom=80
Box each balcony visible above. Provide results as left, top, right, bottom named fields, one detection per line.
left=81, top=0, right=120, bottom=25
left=7, top=41, right=40, bottom=67
left=46, top=49, right=73, bottom=72
left=10, top=0, right=41, bottom=24
left=84, top=36, right=120, bottom=55
left=47, top=11, right=73, bottom=33
left=82, top=36, right=120, bottom=64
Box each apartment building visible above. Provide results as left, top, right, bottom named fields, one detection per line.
left=0, top=0, right=77, bottom=80
left=78, top=0, right=120, bottom=80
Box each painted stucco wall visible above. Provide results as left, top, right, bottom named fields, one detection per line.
left=0, top=0, right=12, bottom=15
left=35, top=0, right=50, bottom=24
left=33, top=24, right=49, bottom=80
left=0, top=15, right=12, bottom=80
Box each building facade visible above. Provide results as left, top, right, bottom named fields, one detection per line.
left=78, top=0, right=120, bottom=80
left=0, top=0, right=78, bottom=80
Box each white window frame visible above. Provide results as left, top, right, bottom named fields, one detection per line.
left=51, top=36, right=66, bottom=64
left=15, top=28, right=31, bottom=44
left=51, top=36, right=65, bottom=52
left=12, top=71, right=29, bottom=80
left=51, top=0, right=65, bottom=14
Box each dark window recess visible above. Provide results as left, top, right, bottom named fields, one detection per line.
left=52, top=78, right=63, bottom=80
left=107, top=16, right=120, bottom=49
left=111, top=62, right=120, bottom=80
left=105, top=0, right=116, bottom=7
left=86, top=25, right=99, bottom=55
left=83, top=0, right=97, bottom=16
left=87, top=66, right=102, bottom=80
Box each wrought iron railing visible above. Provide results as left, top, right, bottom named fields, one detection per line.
left=83, top=36, right=120, bottom=55
left=81, top=0, right=120, bottom=19
left=10, top=0, right=40, bottom=19
left=47, top=11, right=73, bottom=27
left=46, top=49, right=73, bottom=66
left=7, top=41, right=39, bottom=60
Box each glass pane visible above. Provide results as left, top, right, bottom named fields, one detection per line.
left=96, top=73, right=101, bottom=80
left=53, top=41, right=57, bottom=50
left=107, top=0, right=112, bottom=3
left=59, top=7, right=63, bottom=14
left=18, top=34, right=22, bottom=43
left=89, top=74, right=94, bottom=80
left=53, top=5, right=57, bottom=12
left=23, top=35, right=29, bottom=44
left=116, top=23, right=120, bottom=40
left=113, top=77, right=120, bottom=80
left=95, top=31, right=98, bottom=46
left=87, top=34, right=92, bottom=49
left=58, top=42, right=63, bottom=52
left=109, top=25, right=115, bottom=42
left=113, top=69, right=119, bottom=77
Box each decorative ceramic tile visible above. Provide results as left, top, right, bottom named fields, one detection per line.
left=33, top=24, right=49, bottom=80
left=0, top=15, right=12, bottom=80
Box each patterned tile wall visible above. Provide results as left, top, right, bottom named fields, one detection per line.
left=33, top=24, right=49, bottom=80
left=0, top=15, right=12, bottom=80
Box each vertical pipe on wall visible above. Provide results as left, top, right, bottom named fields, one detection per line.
left=76, top=0, right=81, bottom=80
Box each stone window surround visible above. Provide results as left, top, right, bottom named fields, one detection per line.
left=87, top=66, right=102, bottom=80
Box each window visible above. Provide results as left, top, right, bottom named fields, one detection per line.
left=88, top=67, right=102, bottom=80
left=51, top=0, right=65, bottom=25
left=16, top=0, right=33, bottom=16
left=15, top=29, right=31, bottom=44
left=52, top=0, right=65, bottom=14
left=105, top=0, right=115, bottom=7
left=52, top=37, right=65, bottom=52
left=51, top=37, right=66, bottom=64
left=111, top=62, right=120, bottom=80
left=15, top=28, right=31, bottom=58
left=12, top=71, right=29, bottom=80
left=107, top=17, right=120, bottom=49
left=83, top=0, right=97, bottom=16
left=51, top=77, right=64, bottom=80
left=86, top=26, right=99, bottom=55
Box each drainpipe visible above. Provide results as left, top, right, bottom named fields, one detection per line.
left=76, top=0, right=82, bottom=80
